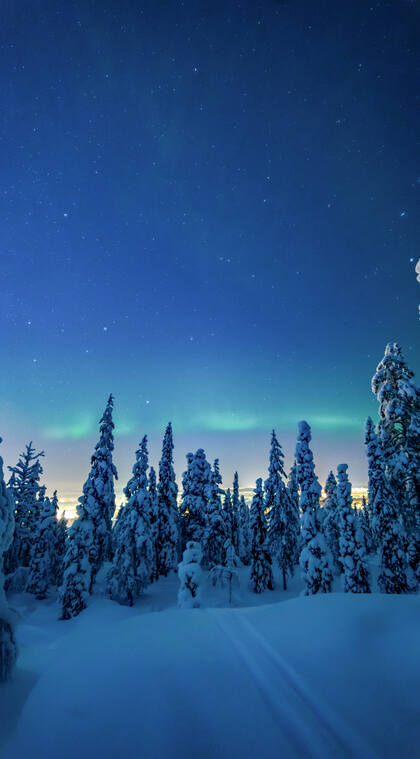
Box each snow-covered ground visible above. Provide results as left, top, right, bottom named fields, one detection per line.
left=1, top=567, right=420, bottom=759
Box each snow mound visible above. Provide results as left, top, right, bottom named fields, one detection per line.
left=3, top=593, right=420, bottom=759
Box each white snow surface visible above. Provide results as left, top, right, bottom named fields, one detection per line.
left=1, top=567, right=420, bottom=759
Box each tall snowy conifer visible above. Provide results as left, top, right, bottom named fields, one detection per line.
left=0, top=438, right=17, bottom=680
left=180, top=449, right=211, bottom=553
left=371, top=343, right=420, bottom=536
left=53, top=494, right=67, bottom=587
left=287, top=462, right=300, bottom=564
left=27, top=490, right=58, bottom=599
left=265, top=430, right=298, bottom=590
left=249, top=479, right=274, bottom=593
left=107, top=437, right=154, bottom=606
left=359, top=496, right=374, bottom=554
left=85, top=394, right=118, bottom=572
left=59, top=396, right=118, bottom=618
left=148, top=466, right=159, bottom=582
left=156, top=422, right=178, bottom=576
left=223, top=488, right=234, bottom=546
left=238, top=495, right=251, bottom=565
left=231, top=472, right=240, bottom=555
left=322, top=472, right=341, bottom=571
left=337, top=464, right=370, bottom=593
left=364, top=417, right=382, bottom=546
left=5, top=443, right=44, bottom=573
left=204, top=459, right=226, bottom=567
left=59, top=516, right=93, bottom=620
left=296, top=421, right=332, bottom=595
left=373, top=454, right=409, bottom=593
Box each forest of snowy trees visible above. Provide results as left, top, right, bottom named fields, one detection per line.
left=0, top=342, right=419, bottom=679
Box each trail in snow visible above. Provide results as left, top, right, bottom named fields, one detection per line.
left=212, top=608, right=377, bottom=759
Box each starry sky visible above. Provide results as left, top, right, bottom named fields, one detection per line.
left=1, top=0, right=419, bottom=511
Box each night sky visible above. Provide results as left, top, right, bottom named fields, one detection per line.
left=1, top=0, right=419, bottom=512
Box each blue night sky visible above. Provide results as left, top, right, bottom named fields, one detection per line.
left=1, top=0, right=419, bottom=509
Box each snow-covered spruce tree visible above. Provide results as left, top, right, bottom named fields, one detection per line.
left=372, top=343, right=420, bottom=535
left=156, top=422, right=178, bottom=576
left=322, top=472, right=341, bottom=571
left=231, top=471, right=240, bottom=555
left=204, top=459, right=226, bottom=567
left=59, top=516, right=93, bottom=620
left=4, top=442, right=44, bottom=574
left=265, top=430, right=298, bottom=590
left=107, top=437, right=154, bottom=606
left=364, top=417, right=383, bottom=547
left=359, top=496, right=374, bottom=555
left=148, top=466, right=159, bottom=582
left=0, top=437, right=17, bottom=680
left=180, top=449, right=211, bottom=554
left=178, top=541, right=203, bottom=609
left=249, top=479, right=274, bottom=594
left=337, top=464, right=370, bottom=594
left=222, top=488, right=234, bottom=546
left=296, top=421, right=332, bottom=595
left=59, top=396, right=118, bottom=618
left=287, top=461, right=301, bottom=565
left=179, top=452, right=193, bottom=556
left=374, top=458, right=409, bottom=594
left=53, top=496, right=67, bottom=588
left=86, top=394, right=118, bottom=575
left=27, top=490, right=59, bottom=599
left=238, top=495, right=251, bottom=565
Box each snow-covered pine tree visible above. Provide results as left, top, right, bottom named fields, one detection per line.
left=322, top=471, right=341, bottom=571
left=337, top=464, right=370, bottom=593
left=249, top=478, right=274, bottom=593
left=296, top=421, right=332, bottom=595
left=148, top=466, right=159, bottom=582
left=180, top=449, right=211, bottom=553
left=178, top=541, right=202, bottom=609
left=27, top=491, right=58, bottom=599
left=231, top=471, right=240, bottom=555
left=107, top=437, right=154, bottom=606
left=204, top=459, right=226, bottom=567
left=371, top=343, right=420, bottom=536
left=0, top=437, right=17, bottom=680
left=4, top=442, right=44, bottom=574
left=287, top=461, right=300, bottom=565
left=265, top=430, right=298, bottom=590
left=238, top=495, right=251, bottom=565
left=374, top=456, right=410, bottom=594
left=156, top=422, right=178, bottom=577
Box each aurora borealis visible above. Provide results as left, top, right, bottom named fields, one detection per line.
left=1, top=0, right=419, bottom=512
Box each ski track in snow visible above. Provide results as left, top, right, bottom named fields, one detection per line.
left=212, top=609, right=378, bottom=759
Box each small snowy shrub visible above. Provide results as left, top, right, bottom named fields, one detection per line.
left=178, top=541, right=202, bottom=609
left=209, top=542, right=240, bottom=605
